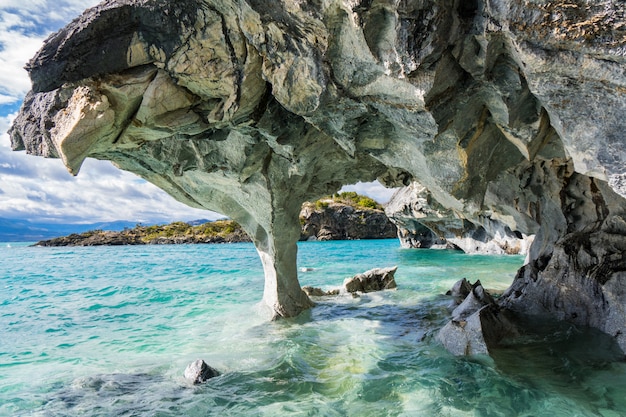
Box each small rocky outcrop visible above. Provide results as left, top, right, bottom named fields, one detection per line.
left=300, top=194, right=397, bottom=241
left=34, top=220, right=251, bottom=246
left=438, top=279, right=517, bottom=356
left=302, top=286, right=340, bottom=297
left=446, top=278, right=473, bottom=304
left=184, top=359, right=220, bottom=385
left=343, top=266, right=398, bottom=294
left=451, top=281, right=496, bottom=319
left=34, top=230, right=145, bottom=246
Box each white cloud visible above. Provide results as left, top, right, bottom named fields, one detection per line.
left=0, top=113, right=222, bottom=223
left=0, top=16, right=45, bottom=101
left=340, top=181, right=398, bottom=204
left=0, top=1, right=100, bottom=103
left=0, top=94, right=18, bottom=104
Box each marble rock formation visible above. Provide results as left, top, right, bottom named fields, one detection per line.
left=184, top=359, right=220, bottom=384
left=438, top=304, right=516, bottom=356
left=439, top=280, right=516, bottom=356
left=302, top=286, right=340, bottom=297
left=9, top=0, right=626, bottom=350
left=446, top=278, right=473, bottom=304
left=385, top=182, right=534, bottom=255
left=343, top=266, right=398, bottom=293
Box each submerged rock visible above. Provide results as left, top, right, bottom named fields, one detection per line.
left=344, top=266, right=398, bottom=293
left=184, top=359, right=220, bottom=385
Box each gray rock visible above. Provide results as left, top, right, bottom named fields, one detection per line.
left=439, top=283, right=517, bottom=356
left=302, top=286, right=340, bottom=297
left=344, top=266, right=398, bottom=293
left=451, top=283, right=495, bottom=321
left=183, top=359, right=219, bottom=385
left=438, top=305, right=517, bottom=356
left=446, top=278, right=473, bottom=302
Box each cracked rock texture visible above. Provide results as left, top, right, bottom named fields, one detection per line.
left=9, top=0, right=626, bottom=349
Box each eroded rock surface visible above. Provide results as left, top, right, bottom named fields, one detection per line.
left=439, top=280, right=517, bottom=356
left=302, top=286, right=340, bottom=297
left=184, top=359, right=220, bottom=384
left=343, top=266, right=398, bottom=293
left=300, top=200, right=396, bottom=241
left=386, top=182, right=534, bottom=254
left=9, top=0, right=626, bottom=348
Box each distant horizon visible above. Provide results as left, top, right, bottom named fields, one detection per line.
left=0, top=1, right=396, bottom=225
left=0, top=182, right=395, bottom=226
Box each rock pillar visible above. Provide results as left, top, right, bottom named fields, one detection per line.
left=255, top=221, right=314, bottom=318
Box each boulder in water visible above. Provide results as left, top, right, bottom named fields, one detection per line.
left=344, top=266, right=398, bottom=293
left=446, top=278, right=473, bottom=304
left=302, top=286, right=340, bottom=297
left=439, top=280, right=516, bottom=356
left=184, top=359, right=219, bottom=385
left=438, top=305, right=516, bottom=356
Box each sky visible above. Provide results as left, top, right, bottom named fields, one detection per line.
left=0, top=0, right=396, bottom=225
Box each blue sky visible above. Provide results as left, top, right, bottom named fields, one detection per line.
left=0, top=0, right=395, bottom=224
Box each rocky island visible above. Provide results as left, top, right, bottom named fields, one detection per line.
left=34, top=192, right=397, bottom=246
left=9, top=0, right=626, bottom=353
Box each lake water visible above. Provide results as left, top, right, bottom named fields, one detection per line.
left=1, top=240, right=625, bottom=416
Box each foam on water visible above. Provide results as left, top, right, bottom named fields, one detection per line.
left=1, top=240, right=625, bottom=416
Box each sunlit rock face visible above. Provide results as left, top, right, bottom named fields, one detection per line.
left=9, top=0, right=626, bottom=349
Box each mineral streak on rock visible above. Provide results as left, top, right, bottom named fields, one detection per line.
left=9, top=0, right=626, bottom=348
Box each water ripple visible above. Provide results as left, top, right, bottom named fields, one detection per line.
left=1, top=240, right=624, bottom=416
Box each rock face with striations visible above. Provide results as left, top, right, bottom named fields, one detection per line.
left=9, top=0, right=626, bottom=350
left=385, top=182, right=534, bottom=254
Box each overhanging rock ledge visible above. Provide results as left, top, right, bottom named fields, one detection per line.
left=9, top=0, right=626, bottom=350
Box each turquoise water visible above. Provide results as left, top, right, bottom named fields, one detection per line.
left=1, top=239, right=625, bottom=416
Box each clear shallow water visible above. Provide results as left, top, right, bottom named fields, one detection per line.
left=0, top=239, right=624, bottom=417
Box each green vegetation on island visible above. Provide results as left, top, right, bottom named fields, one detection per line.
left=35, top=220, right=249, bottom=246
left=311, top=191, right=382, bottom=211
left=34, top=193, right=397, bottom=246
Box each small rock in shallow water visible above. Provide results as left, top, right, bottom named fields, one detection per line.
left=184, top=359, right=219, bottom=384
left=452, top=282, right=496, bottom=321
left=302, top=286, right=340, bottom=296
left=343, top=266, right=398, bottom=293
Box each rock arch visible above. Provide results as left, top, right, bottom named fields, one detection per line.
left=10, top=0, right=626, bottom=350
